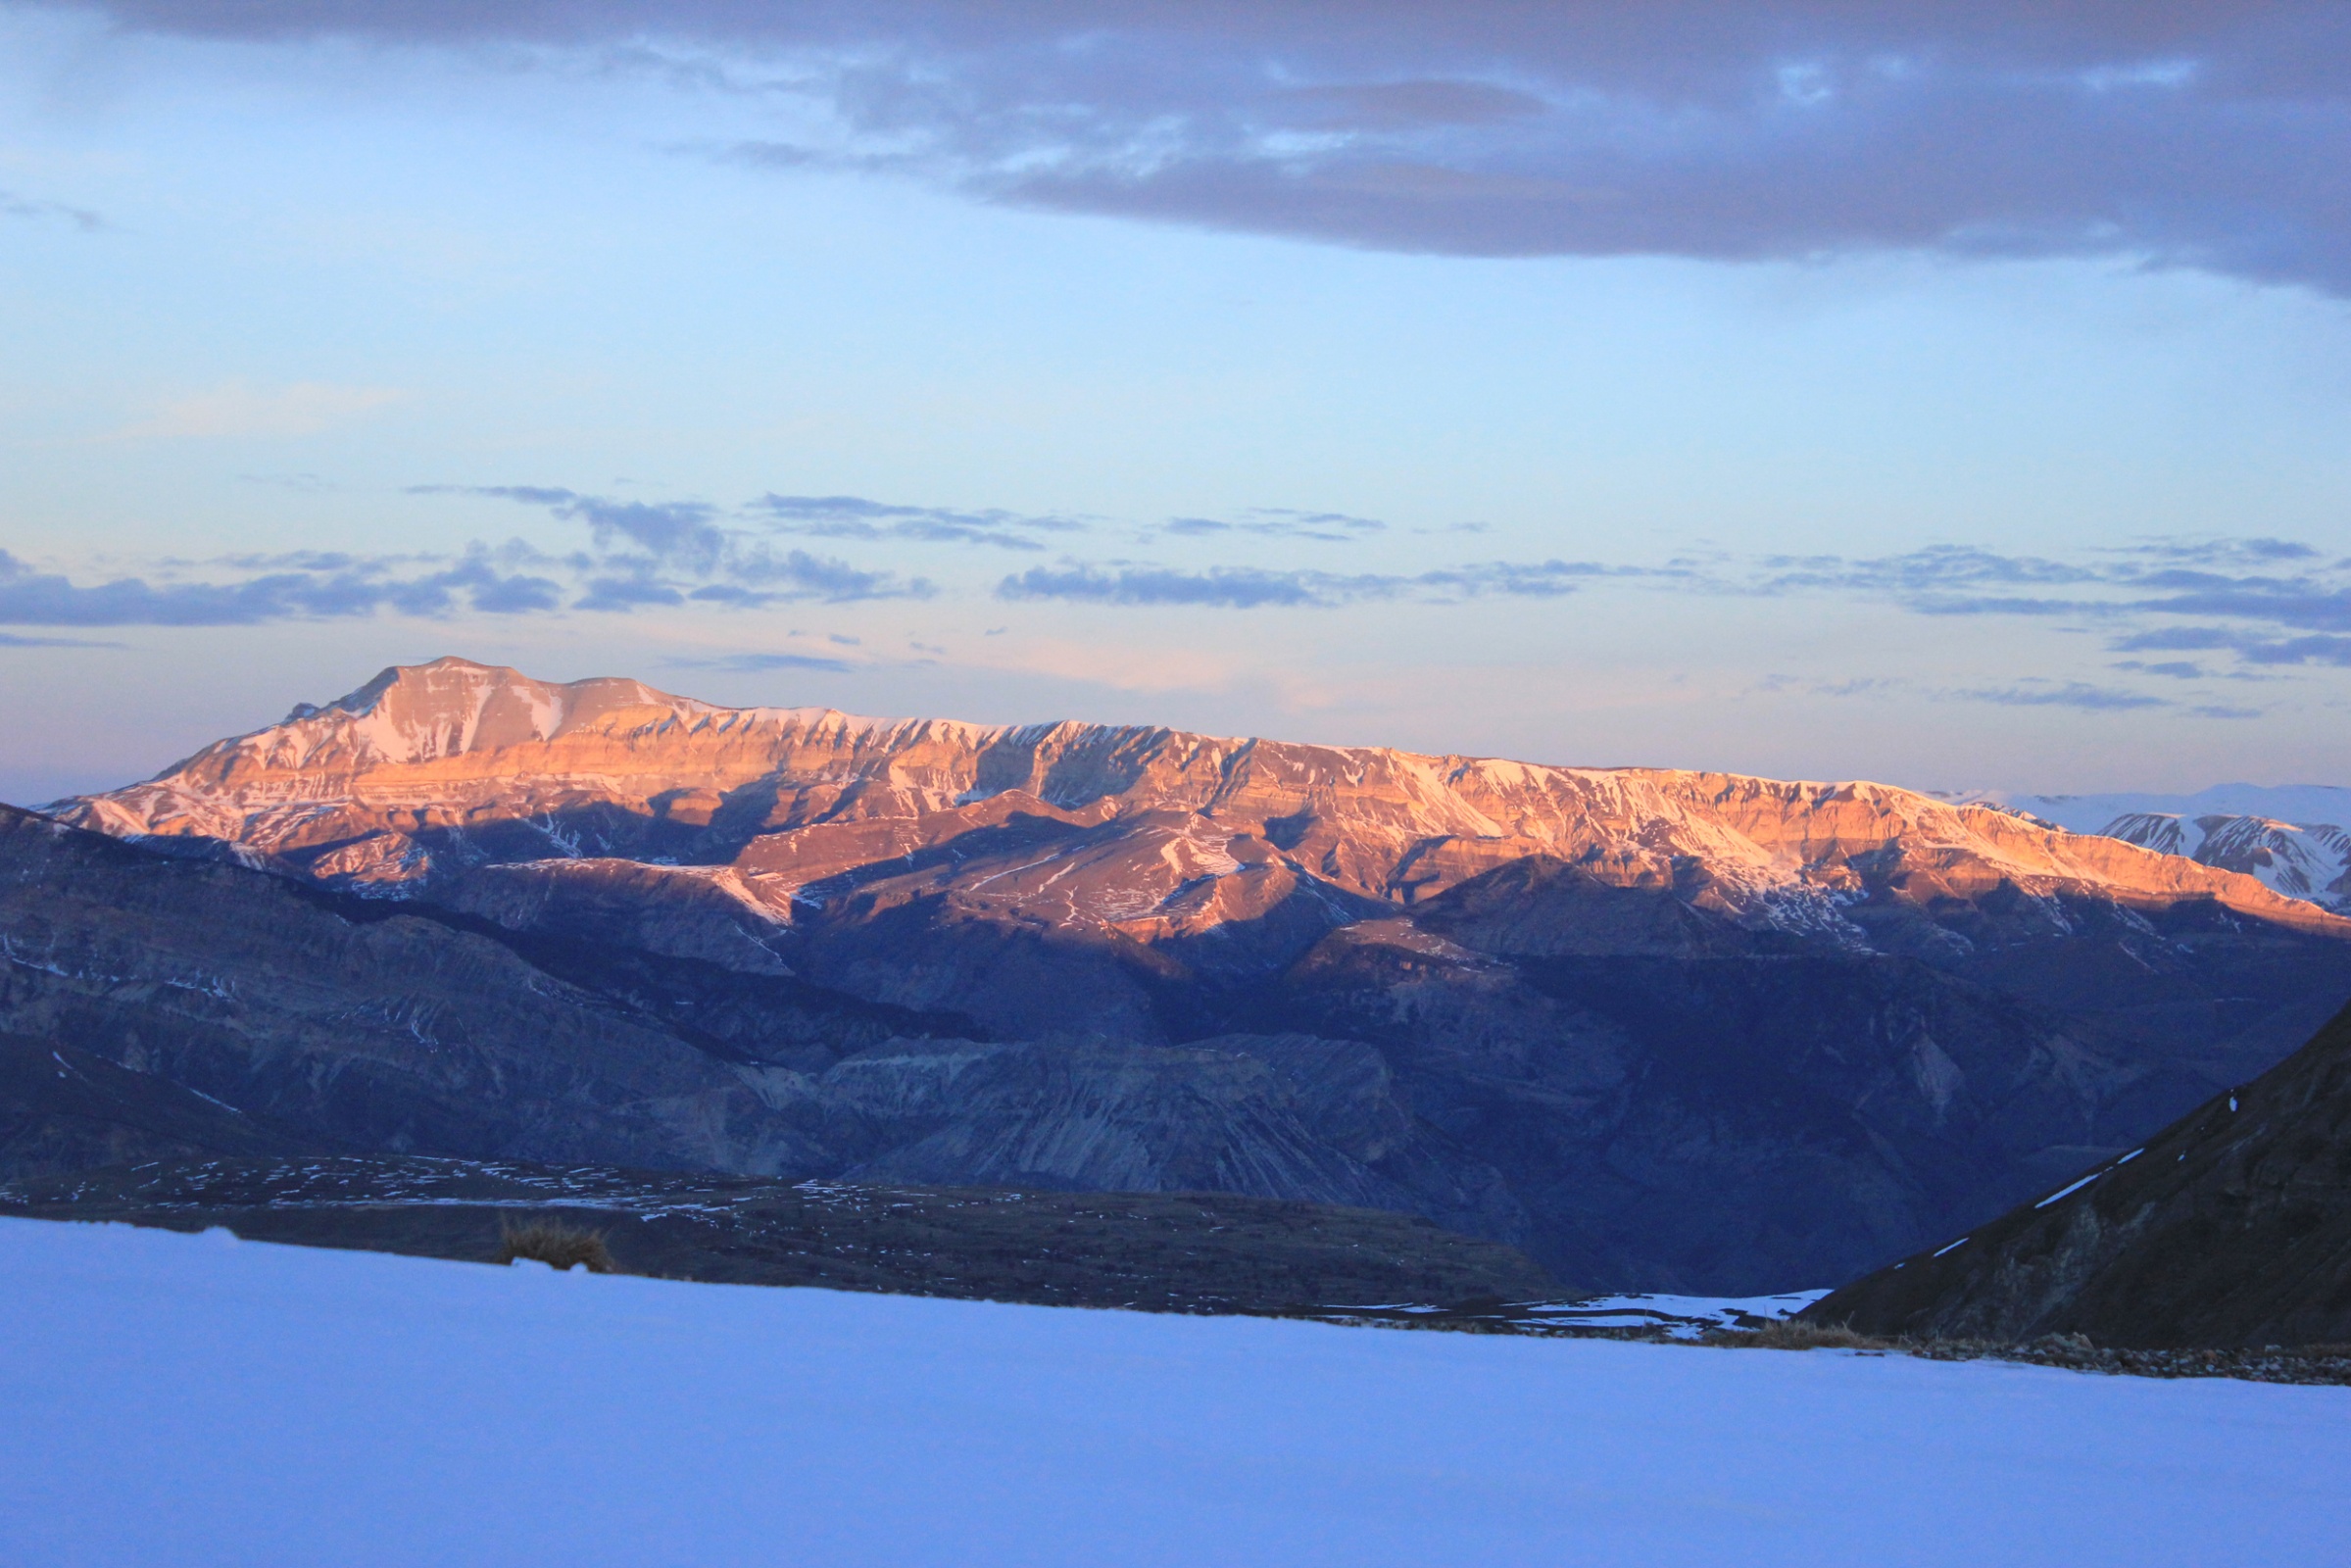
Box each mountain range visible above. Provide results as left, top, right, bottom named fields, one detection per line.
left=19, top=657, right=2351, bottom=1294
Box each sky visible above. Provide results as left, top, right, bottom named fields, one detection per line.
left=3, top=1, right=2350, bottom=803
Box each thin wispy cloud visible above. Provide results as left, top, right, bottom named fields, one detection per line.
left=0, top=474, right=933, bottom=626
left=0, top=188, right=106, bottom=231
left=667, top=650, right=855, bottom=674
left=1739, top=541, right=2351, bottom=659
left=1760, top=670, right=2265, bottom=721
left=1957, top=681, right=2169, bottom=713
left=752, top=493, right=1085, bottom=552
left=2112, top=626, right=2351, bottom=668
left=998, top=558, right=1628, bottom=608
left=0, top=546, right=562, bottom=626
left=14, top=456, right=2347, bottom=718
left=1159, top=509, right=1387, bottom=543
left=0, top=631, right=119, bottom=649
left=52, top=1, right=2351, bottom=293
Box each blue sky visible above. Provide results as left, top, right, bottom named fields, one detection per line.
left=4, top=2, right=2350, bottom=802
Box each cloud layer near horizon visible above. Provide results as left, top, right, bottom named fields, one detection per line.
left=37, top=0, right=2351, bottom=292
left=10, top=474, right=2348, bottom=712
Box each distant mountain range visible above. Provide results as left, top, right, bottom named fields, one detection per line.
left=17, top=658, right=2351, bottom=1295
left=1943, top=785, right=2351, bottom=915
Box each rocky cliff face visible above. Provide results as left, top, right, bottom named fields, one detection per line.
left=31, top=658, right=2351, bottom=1293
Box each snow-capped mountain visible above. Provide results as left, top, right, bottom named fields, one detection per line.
left=1945, top=786, right=2351, bottom=915
left=55, top=658, right=2341, bottom=950
left=22, top=658, right=2351, bottom=1294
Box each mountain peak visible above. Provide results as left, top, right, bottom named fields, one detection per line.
left=45, top=657, right=2351, bottom=943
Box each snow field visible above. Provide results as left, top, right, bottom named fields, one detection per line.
left=3, top=1218, right=2347, bottom=1567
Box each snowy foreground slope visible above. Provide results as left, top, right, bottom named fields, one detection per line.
left=5, top=1222, right=2348, bottom=1568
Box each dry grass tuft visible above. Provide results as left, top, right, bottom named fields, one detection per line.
left=495, top=1216, right=616, bottom=1274
left=1733, top=1317, right=1878, bottom=1350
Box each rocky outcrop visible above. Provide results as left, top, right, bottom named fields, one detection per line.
left=1811, top=1000, right=2351, bottom=1348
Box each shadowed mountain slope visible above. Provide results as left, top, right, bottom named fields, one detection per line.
left=1811, top=999, right=2351, bottom=1348
left=0, top=805, right=1497, bottom=1223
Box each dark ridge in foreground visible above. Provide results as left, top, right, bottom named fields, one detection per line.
left=1811, top=1000, right=2351, bottom=1348
left=0, top=1156, right=1562, bottom=1314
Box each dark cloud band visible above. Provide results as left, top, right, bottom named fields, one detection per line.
left=38, top=1, right=2351, bottom=291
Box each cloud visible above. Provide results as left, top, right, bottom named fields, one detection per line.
left=2110, top=536, right=2323, bottom=564
left=2108, top=627, right=2242, bottom=653
left=51, top=2, right=2351, bottom=292
left=1755, top=544, right=2107, bottom=606
left=729, top=546, right=934, bottom=604
left=1741, top=540, right=2351, bottom=662
left=997, top=557, right=1616, bottom=607
left=567, top=498, right=730, bottom=571
left=1160, top=509, right=1387, bottom=542
left=752, top=493, right=1085, bottom=551
left=2133, top=582, right=2351, bottom=634
left=415, top=484, right=934, bottom=607
left=0, top=545, right=560, bottom=626
left=2112, top=625, right=2351, bottom=667
left=1756, top=669, right=2270, bottom=716
left=411, top=485, right=727, bottom=569
left=1957, top=681, right=2168, bottom=711
left=0, top=631, right=119, bottom=648
left=672, top=651, right=856, bottom=674
left=1754, top=673, right=1905, bottom=700
left=111, top=381, right=404, bottom=440
left=0, top=471, right=933, bottom=626
left=0, top=189, right=105, bottom=231
left=1002, top=564, right=1325, bottom=609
